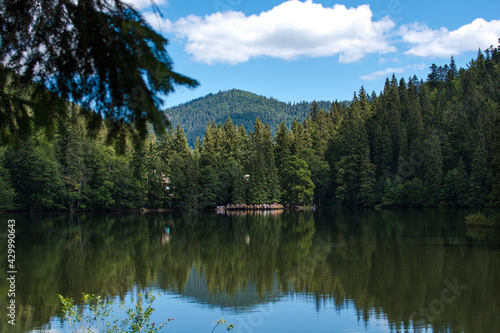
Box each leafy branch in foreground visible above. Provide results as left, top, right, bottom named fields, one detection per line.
left=0, top=0, right=198, bottom=142
left=59, top=292, right=235, bottom=333
left=58, top=292, right=171, bottom=333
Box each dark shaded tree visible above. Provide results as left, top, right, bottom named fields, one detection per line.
left=0, top=0, right=198, bottom=141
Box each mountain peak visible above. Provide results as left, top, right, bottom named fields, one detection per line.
left=165, top=89, right=331, bottom=145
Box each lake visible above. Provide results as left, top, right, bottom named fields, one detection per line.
left=1, top=209, right=499, bottom=333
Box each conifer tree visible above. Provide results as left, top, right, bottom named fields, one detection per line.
left=275, top=121, right=291, bottom=172
left=310, top=101, right=320, bottom=122
left=491, top=116, right=500, bottom=206
left=291, top=118, right=310, bottom=155
left=298, top=148, right=330, bottom=206
left=60, top=111, right=92, bottom=209
left=383, top=76, right=402, bottom=171
left=197, top=165, right=218, bottom=207
left=423, top=131, right=443, bottom=205
left=468, top=133, right=491, bottom=206
left=332, top=102, right=373, bottom=206
left=223, top=116, right=238, bottom=160
left=200, top=121, right=218, bottom=169
left=359, top=147, right=376, bottom=205
left=441, top=158, right=469, bottom=206
left=312, top=109, right=330, bottom=158
left=281, top=155, right=315, bottom=206
left=169, top=125, right=198, bottom=208
left=417, top=82, right=433, bottom=131
left=0, top=0, right=198, bottom=141
left=5, top=132, right=66, bottom=211
left=247, top=118, right=280, bottom=203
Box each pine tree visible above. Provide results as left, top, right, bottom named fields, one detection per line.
left=298, top=149, right=330, bottom=206
left=169, top=125, right=198, bottom=208
left=312, top=109, right=330, bottom=158
left=492, top=116, right=500, bottom=206
left=372, top=124, right=393, bottom=178
left=419, top=82, right=434, bottom=128
left=222, top=116, right=238, bottom=160
left=310, top=101, right=320, bottom=122
left=428, top=63, right=440, bottom=90
left=291, top=118, right=311, bottom=155
left=275, top=121, right=291, bottom=172
left=61, top=112, right=92, bottom=209
left=0, top=0, right=198, bottom=141
left=236, top=124, right=249, bottom=171
left=247, top=117, right=280, bottom=203
left=440, top=158, right=469, bottom=206
left=219, top=157, right=245, bottom=204
left=358, top=86, right=371, bottom=119
left=264, top=123, right=281, bottom=203
left=172, top=124, right=191, bottom=158
left=468, top=134, right=491, bottom=206
left=359, top=147, right=376, bottom=205
left=332, top=102, right=373, bottom=206
left=197, top=165, right=219, bottom=207
left=423, top=131, right=443, bottom=205
left=383, top=76, right=402, bottom=171
left=5, top=133, right=66, bottom=211
left=281, top=155, right=315, bottom=206
left=200, top=121, right=218, bottom=169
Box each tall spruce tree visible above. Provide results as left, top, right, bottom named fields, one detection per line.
left=423, top=131, right=443, bottom=205
left=0, top=0, right=198, bottom=141
left=281, top=155, right=315, bottom=206
left=169, top=124, right=198, bottom=208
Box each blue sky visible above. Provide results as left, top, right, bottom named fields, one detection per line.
left=125, top=0, right=500, bottom=107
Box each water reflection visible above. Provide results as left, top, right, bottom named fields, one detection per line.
left=0, top=210, right=498, bottom=333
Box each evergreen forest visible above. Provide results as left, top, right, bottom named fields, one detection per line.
left=1, top=46, right=499, bottom=211
left=166, top=89, right=333, bottom=145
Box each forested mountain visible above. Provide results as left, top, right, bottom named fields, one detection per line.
left=0, top=45, right=499, bottom=211
left=165, top=89, right=333, bottom=145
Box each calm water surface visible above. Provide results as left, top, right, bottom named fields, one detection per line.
left=0, top=209, right=499, bottom=333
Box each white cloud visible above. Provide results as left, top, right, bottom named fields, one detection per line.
left=361, top=63, right=426, bottom=81
left=122, top=0, right=168, bottom=10
left=143, top=11, right=173, bottom=33
left=378, top=57, right=401, bottom=64
left=148, top=0, right=396, bottom=64
left=401, top=18, right=500, bottom=58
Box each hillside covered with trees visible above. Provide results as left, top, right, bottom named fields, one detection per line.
left=165, top=89, right=333, bottom=145
left=0, top=45, right=499, bottom=211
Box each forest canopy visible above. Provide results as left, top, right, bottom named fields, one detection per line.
left=0, top=42, right=499, bottom=211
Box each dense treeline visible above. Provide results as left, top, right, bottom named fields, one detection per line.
left=0, top=46, right=499, bottom=211
left=166, top=89, right=333, bottom=145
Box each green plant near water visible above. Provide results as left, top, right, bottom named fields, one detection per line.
left=58, top=292, right=171, bottom=333
left=465, top=212, right=500, bottom=228
left=59, top=292, right=234, bottom=333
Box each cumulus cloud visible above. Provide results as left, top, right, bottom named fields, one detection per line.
left=401, top=18, right=500, bottom=57
left=122, top=0, right=168, bottom=10
left=361, top=63, right=426, bottom=81
left=148, top=0, right=396, bottom=64
left=144, top=11, right=173, bottom=33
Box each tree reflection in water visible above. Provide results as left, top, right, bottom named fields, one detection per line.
left=1, top=209, right=499, bottom=333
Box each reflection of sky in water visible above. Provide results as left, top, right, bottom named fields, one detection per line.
left=40, top=275, right=418, bottom=333
left=42, top=290, right=399, bottom=333
left=142, top=292, right=402, bottom=333
left=18, top=209, right=500, bottom=333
